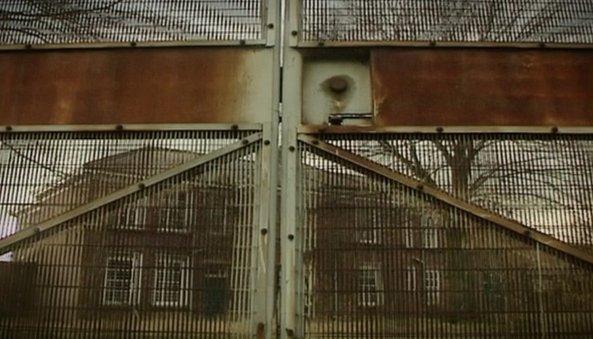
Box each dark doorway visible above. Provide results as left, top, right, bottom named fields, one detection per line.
left=203, top=274, right=228, bottom=316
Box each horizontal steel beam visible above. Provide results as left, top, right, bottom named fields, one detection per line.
left=0, top=132, right=262, bottom=255
left=296, top=40, right=593, bottom=50
left=0, top=39, right=268, bottom=51
left=299, top=125, right=593, bottom=135
left=0, top=123, right=262, bottom=133
left=299, top=134, right=593, bottom=267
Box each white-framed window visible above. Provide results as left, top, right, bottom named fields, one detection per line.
left=406, top=266, right=417, bottom=291
left=355, top=201, right=381, bottom=244
left=421, top=214, right=439, bottom=248
left=152, top=253, right=190, bottom=308
left=103, top=252, right=142, bottom=306
left=424, top=270, right=441, bottom=306
left=358, top=264, right=383, bottom=307
left=404, top=228, right=414, bottom=248
left=303, top=262, right=315, bottom=317
left=114, top=198, right=147, bottom=230
left=422, top=228, right=439, bottom=248
left=158, top=191, right=191, bottom=233
left=209, top=200, right=230, bottom=237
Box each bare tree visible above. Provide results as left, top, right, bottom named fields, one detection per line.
left=310, top=0, right=592, bottom=43
left=362, top=136, right=593, bottom=319
left=0, top=0, right=261, bottom=44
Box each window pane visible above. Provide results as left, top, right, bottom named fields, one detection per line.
left=103, top=254, right=139, bottom=305
left=153, top=254, right=189, bottom=307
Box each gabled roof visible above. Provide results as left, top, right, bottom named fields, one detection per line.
left=83, top=146, right=200, bottom=178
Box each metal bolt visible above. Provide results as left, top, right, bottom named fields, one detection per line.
left=416, top=184, right=424, bottom=191
left=288, top=146, right=296, bottom=152
left=231, top=124, right=239, bottom=131
left=264, top=140, right=271, bottom=146
left=318, top=41, right=325, bottom=47
left=239, top=40, right=246, bottom=46
left=429, top=41, right=437, bottom=47
left=436, top=127, right=444, bottom=133
left=5, top=126, right=13, bottom=132
left=138, top=183, right=146, bottom=190
left=291, top=31, right=298, bottom=37
left=261, top=228, right=268, bottom=236
left=130, top=41, right=137, bottom=48
left=267, top=23, right=274, bottom=29
left=25, top=44, right=32, bottom=50
left=328, top=76, right=348, bottom=94
left=288, top=234, right=295, bottom=241
left=115, top=124, right=124, bottom=131
left=539, top=42, right=547, bottom=48
left=242, top=139, right=249, bottom=145
left=551, top=126, right=559, bottom=134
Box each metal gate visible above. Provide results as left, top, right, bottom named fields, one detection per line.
left=0, top=0, right=279, bottom=337
left=2, top=1, right=593, bottom=338
left=0, top=129, right=268, bottom=337
left=281, top=0, right=593, bottom=338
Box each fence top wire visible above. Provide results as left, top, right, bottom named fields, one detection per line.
left=0, top=0, right=264, bottom=46
left=300, top=0, right=593, bottom=44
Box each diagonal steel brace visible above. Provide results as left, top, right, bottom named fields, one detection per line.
left=0, top=132, right=262, bottom=255
left=299, top=134, right=593, bottom=267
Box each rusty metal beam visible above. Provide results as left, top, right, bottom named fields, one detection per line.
left=371, top=49, right=593, bottom=127
left=0, top=40, right=267, bottom=51
left=0, top=48, right=272, bottom=125
left=297, top=40, right=593, bottom=49
left=298, top=125, right=593, bottom=135
left=299, top=134, right=593, bottom=267
left=0, top=123, right=262, bottom=133
left=0, top=132, right=262, bottom=255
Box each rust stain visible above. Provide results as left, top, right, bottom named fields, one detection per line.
left=0, top=47, right=250, bottom=125
left=372, top=49, right=593, bottom=126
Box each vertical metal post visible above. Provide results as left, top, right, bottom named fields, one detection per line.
left=252, top=0, right=282, bottom=337
left=281, top=0, right=304, bottom=337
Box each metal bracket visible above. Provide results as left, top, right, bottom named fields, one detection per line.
left=299, top=134, right=593, bottom=267
left=0, top=132, right=262, bottom=255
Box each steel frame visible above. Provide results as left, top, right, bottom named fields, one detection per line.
left=280, top=0, right=304, bottom=337
left=0, top=127, right=276, bottom=337
left=0, top=4, right=280, bottom=339
left=0, top=124, right=279, bottom=338
left=3, top=0, right=593, bottom=337
left=281, top=2, right=593, bottom=338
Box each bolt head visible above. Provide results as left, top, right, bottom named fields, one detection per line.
left=328, top=76, right=348, bottom=94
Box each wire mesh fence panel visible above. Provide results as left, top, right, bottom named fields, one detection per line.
left=0, top=141, right=261, bottom=338
left=299, top=143, right=593, bottom=338
left=0, top=130, right=253, bottom=242
left=0, top=0, right=265, bottom=45
left=320, top=134, right=593, bottom=254
left=300, top=0, right=593, bottom=44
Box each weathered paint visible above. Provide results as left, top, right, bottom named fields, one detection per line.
left=0, top=47, right=272, bottom=125
left=372, top=49, right=593, bottom=126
